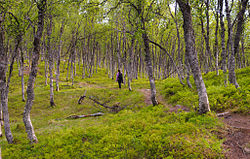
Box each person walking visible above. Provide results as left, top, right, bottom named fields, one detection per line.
left=116, top=70, right=123, bottom=89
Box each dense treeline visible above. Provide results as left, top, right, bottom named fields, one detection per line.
left=0, top=0, right=249, bottom=144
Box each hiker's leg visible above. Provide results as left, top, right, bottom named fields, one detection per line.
left=118, top=82, right=121, bottom=88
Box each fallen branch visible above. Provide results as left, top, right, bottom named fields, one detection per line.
left=66, top=112, right=104, bottom=119
left=78, top=90, right=87, bottom=104
left=78, top=90, right=126, bottom=113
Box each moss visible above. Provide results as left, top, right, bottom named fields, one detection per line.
left=159, top=67, right=250, bottom=114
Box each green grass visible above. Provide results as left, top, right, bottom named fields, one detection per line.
left=3, top=62, right=248, bottom=158
left=159, top=67, right=250, bottom=114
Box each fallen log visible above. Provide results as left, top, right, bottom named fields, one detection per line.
left=78, top=90, right=126, bottom=113
left=66, top=112, right=104, bottom=119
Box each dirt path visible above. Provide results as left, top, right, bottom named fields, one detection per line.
left=219, top=113, right=250, bottom=159
left=139, top=89, right=250, bottom=158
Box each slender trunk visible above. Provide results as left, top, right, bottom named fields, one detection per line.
left=56, top=20, right=64, bottom=91
left=20, top=48, right=25, bottom=101
left=71, top=50, right=74, bottom=86
left=122, top=31, right=127, bottom=85
left=142, top=30, right=158, bottom=106
left=0, top=14, right=16, bottom=143
left=177, top=0, right=210, bottom=114
left=47, top=15, right=55, bottom=107
left=219, top=0, right=227, bottom=86
left=66, top=54, right=71, bottom=81
left=23, top=0, right=46, bottom=143
left=205, top=0, right=213, bottom=70
left=200, top=14, right=209, bottom=73
left=127, top=38, right=134, bottom=91
left=214, top=1, right=219, bottom=75
left=110, top=33, right=114, bottom=79
left=226, top=0, right=241, bottom=88
left=229, top=0, right=248, bottom=87
left=44, top=56, right=48, bottom=85
left=82, top=29, right=86, bottom=79
left=116, top=30, right=122, bottom=70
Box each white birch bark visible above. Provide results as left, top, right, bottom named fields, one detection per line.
left=23, top=0, right=46, bottom=143
left=177, top=0, right=210, bottom=114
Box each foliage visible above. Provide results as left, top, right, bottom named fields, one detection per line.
left=2, top=106, right=223, bottom=158
left=1, top=62, right=225, bottom=158
left=160, top=67, right=250, bottom=114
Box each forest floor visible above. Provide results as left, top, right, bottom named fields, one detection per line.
left=2, top=65, right=250, bottom=158
left=139, top=88, right=250, bottom=159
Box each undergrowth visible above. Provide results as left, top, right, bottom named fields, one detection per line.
left=3, top=62, right=249, bottom=158
left=160, top=67, right=250, bottom=114
left=2, top=106, right=223, bottom=158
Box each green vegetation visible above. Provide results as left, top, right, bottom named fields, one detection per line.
left=2, top=63, right=250, bottom=158
left=160, top=67, right=250, bottom=114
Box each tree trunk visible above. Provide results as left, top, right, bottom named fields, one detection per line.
left=44, top=55, right=48, bottom=85
left=47, top=15, right=55, bottom=107
left=127, top=38, right=135, bottom=91
left=142, top=31, right=158, bottom=105
left=214, top=1, right=219, bottom=75
left=56, top=20, right=64, bottom=91
left=229, top=0, right=248, bottom=88
left=177, top=0, right=210, bottom=114
left=20, top=48, right=25, bottom=101
left=226, top=0, right=241, bottom=88
left=219, top=0, right=227, bottom=86
left=23, top=0, right=46, bottom=143
left=0, top=13, right=14, bottom=144
left=205, top=0, right=213, bottom=71
left=82, top=28, right=86, bottom=79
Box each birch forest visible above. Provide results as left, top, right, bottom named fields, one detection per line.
left=0, top=0, right=250, bottom=158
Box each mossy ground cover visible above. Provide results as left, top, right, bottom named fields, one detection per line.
left=2, top=62, right=244, bottom=158
left=159, top=67, right=250, bottom=114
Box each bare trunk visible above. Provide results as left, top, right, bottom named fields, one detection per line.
left=47, top=15, right=55, bottom=107
left=71, top=50, right=74, bottom=85
left=214, top=1, right=219, bottom=75
left=20, top=48, right=25, bottom=101
left=0, top=13, right=14, bottom=144
left=82, top=28, right=86, bottom=79
left=56, top=21, right=64, bottom=91
left=231, top=0, right=247, bottom=86
left=44, top=57, right=48, bottom=85
left=116, top=30, right=122, bottom=70
left=177, top=0, right=210, bottom=114
left=219, top=0, right=227, bottom=86
left=23, top=0, right=46, bottom=143
left=205, top=0, right=213, bottom=70
left=142, top=31, right=158, bottom=105
left=226, top=0, right=242, bottom=88
left=66, top=55, right=71, bottom=81
left=127, top=38, right=135, bottom=91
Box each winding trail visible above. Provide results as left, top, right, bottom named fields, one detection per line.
left=139, top=89, right=250, bottom=158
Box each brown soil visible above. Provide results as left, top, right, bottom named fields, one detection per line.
left=219, top=113, right=250, bottom=159
left=139, top=89, right=250, bottom=158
